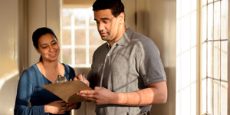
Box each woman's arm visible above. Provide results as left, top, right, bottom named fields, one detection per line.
left=14, top=70, right=69, bottom=115
left=14, top=70, right=46, bottom=115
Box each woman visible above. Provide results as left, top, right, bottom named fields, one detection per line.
left=14, top=27, right=80, bottom=115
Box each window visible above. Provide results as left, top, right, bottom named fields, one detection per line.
left=201, top=0, right=228, bottom=114
left=176, top=0, right=197, bottom=114
left=61, top=7, right=104, bottom=68
left=176, top=0, right=228, bottom=115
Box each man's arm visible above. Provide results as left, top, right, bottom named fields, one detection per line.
left=77, top=81, right=167, bottom=106
left=115, top=81, right=167, bottom=105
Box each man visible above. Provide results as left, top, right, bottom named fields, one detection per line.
left=77, top=0, right=167, bottom=114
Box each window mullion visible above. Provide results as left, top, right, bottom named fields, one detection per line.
left=86, top=9, right=90, bottom=66
left=71, top=14, right=75, bottom=67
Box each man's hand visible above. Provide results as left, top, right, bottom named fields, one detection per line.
left=77, top=86, right=117, bottom=105
left=77, top=81, right=167, bottom=106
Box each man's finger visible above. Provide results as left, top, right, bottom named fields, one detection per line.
left=79, top=90, right=95, bottom=95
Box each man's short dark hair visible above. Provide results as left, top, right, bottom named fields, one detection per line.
left=93, top=0, right=124, bottom=17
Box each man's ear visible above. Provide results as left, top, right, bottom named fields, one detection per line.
left=35, top=47, right=40, bottom=54
left=119, top=12, right=125, bottom=23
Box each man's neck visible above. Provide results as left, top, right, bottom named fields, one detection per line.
left=108, top=27, right=127, bottom=47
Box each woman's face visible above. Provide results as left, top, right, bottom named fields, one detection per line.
left=36, top=33, right=59, bottom=62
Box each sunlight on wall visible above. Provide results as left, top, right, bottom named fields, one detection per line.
left=176, top=0, right=197, bottom=115
left=0, top=71, right=18, bottom=90
left=0, top=0, right=19, bottom=114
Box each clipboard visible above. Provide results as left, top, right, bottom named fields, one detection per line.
left=43, top=80, right=92, bottom=104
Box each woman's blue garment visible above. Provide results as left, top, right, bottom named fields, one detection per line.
left=14, top=63, right=79, bottom=115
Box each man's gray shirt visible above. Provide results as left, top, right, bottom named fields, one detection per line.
left=87, top=28, right=166, bottom=115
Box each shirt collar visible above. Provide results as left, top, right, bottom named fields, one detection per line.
left=107, top=28, right=133, bottom=47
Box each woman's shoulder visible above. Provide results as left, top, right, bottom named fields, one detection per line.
left=20, top=64, right=39, bottom=80
left=62, top=63, right=72, bottom=69
left=62, top=63, right=75, bottom=72
left=23, top=64, right=38, bottom=73
left=62, top=63, right=76, bottom=78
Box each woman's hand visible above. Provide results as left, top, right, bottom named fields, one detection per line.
left=73, top=74, right=90, bottom=86
left=66, top=103, right=78, bottom=111
left=44, top=100, right=68, bottom=114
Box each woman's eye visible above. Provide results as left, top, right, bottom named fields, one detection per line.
left=42, top=46, right=47, bottom=49
left=52, top=42, right=57, bottom=45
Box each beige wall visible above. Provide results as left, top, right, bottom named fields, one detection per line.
left=0, top=0, right=20, bottom=114
left=145, top=0, right=176, bottom=115
left=0, top=0, right=60, bottom=114
left=28, top=0, right=60, bottom=66
left=0, top=0, right=176, bottom=114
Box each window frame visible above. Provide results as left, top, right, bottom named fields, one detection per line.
left=200, top=0, right=229, bottom=115
left=60, top=6, right=103, bottom=68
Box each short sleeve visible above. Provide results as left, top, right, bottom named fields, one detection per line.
left=138, top=36, right=166, bottom=86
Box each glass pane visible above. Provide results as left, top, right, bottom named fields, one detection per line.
left=213, top=41, right=220, bottom=79
left=191, top=12, right=196, bottom=47
left=191, top=83, right=196, bottom=115
left=176, top=55, right=182, bottom=90
left=202, top=0, right=207, bottom=6
left=62, top=48, right=71, bottom=64
left=74, top=9, right=87, bottom=26
left=75, top=48, right=86, bottom=64
left=89, top=29, right=102, bottom=45
left=221, top=41, right=228, bottom=81
left=182, top=0, right=190, bottom=16
left=202, top=43, right=207, bottom=79
left=62, top=9, right=72, bottom=26
left=213, top=80, right=220, bottom=115
left=202, top=79, right=207, bottom=114
left=208, top=4, right=213, bottom=40
left=202, top=6, right=207, bottom=42
left=191, top=0, right=196, bottom=11
left=207, top=42, right=213, bottom=78
left=221, top=82, right=228, bottom=115
left=75, top=29, right=86, bottom=45
left=89, top=11, right=96, bottom=26
left=176, top=91, right=181, bottom=115
left=191, top=47, right=196, bottom=82
left=207, top=78, right=213, bottom=114
left=181, top=51, right=191, bottom=88
left=208, top=0, right=213, bottom=3
left=62, top=29, right=72, bottom=45
left=181, top=87, right=191, bottom=115
left=214, top=1, right=220, bottom=40
left=89, top=48, right=96, bottom=64
left=176, top=21, right=182, bottom=55
left=221, top=0, right=228, bottom=40
left=176, top=0, right=181, bottom=19
left=182, top=16, right=191, bottom=51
